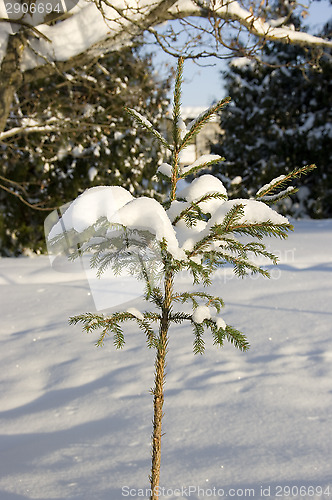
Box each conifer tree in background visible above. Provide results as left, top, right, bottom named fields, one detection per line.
left=0, top=47, right=170, bottom=255
left=210, top=14, right=331, bottom=218
left=48, top=58, right=315, bottom=499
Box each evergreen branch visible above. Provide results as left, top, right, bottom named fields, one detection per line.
left=227, top=221, right=293, bottom=240
left=93, top=248, right=124, bottom=278
left=242, top=242, right=278, bottom=265
left=48, top=225, right=92, bottom=258
left=224, top=325, right=250, bottom=351
left=139, top=253, right=155, bottom=300
left=211, top=210, right=294, bottom=239
left=190, top=317, right=249, bottom=353
left=255, top=164, right=317, bottom=199
left=132, top=314, right=160, bottom=349
left=220, top=203, right=245, bottom=234
left=172, top=192, right=227, bottom=226
left=191, top=322, right=205, bottom=355
left=173, top=291, right=224, bottom=312
left=204, top=248, right=271, bottom=278
left=211, top=322, right=250, bottom=352
left=210, top=238, right=278, bottom=266
left=169, top=312, right=192, bottom=323
left=156, top=170, right=172, bottom=182
left=72, top=225, right=163, bottom=294
left=179, top=155, right=225, bottom=179
left=259, top=187, right=298, bottom=204
left=113, top=322, right=125, bottom=349
left=210, top=325, right=224, bottom=348
left=185, top=259, right=213, bottom=286
left=125, top=107, right=172, bottom=152
left=172, top=200, right=204, bottom=227
left=182, top=205, right=252, bottom=257
left=69, top=310, right=158, bottom=348
left=143, top=311, right=161, bottom=322
left=150, top=287, right=164, bottom=308
left=185, top=216, right=288, bottom=262
left=188, top=234, right=217, bottom=257
left=184, top=227, right=284, bottom=280
left=172, top=56, right=184, bottom=150
left=69, top=313, right=105, bottom=332
left=180, top=97, right=231, bottom=150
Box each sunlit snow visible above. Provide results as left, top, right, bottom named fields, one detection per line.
left=1, top=219, right=331, bottom=499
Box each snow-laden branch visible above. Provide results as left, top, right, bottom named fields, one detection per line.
left=0, top=114, right=108, bottom=141
left=0, top=122, right=57, bottom=140
left=200, top=0, right=332, bottom=47
left=0, top=0, right=331, bottom=75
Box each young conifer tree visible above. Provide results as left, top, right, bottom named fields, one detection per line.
left=48, top=57, right=315, bottom=500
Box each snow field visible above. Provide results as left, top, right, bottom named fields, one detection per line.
left=0, top=219, right=331, bottom=499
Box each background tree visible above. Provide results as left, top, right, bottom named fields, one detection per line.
left=210, top=18, right=332, bottom=218
left=0, top=46, right=170, bottom=255
left=1, top=0, right=331, bottom=134
left=1, top=0, right=331, bottom=252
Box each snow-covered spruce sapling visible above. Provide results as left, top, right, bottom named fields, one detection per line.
left=48, top=57, right=316, bottom=500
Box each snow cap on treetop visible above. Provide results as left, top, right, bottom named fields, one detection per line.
left=107, top=197, right=185, bottom=260
left=177, top=174, right=227, bottom=213
left=48, top=186, right=133, bottom=239
left=208, top=199, right=289, bottom=228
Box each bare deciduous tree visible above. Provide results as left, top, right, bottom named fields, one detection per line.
left=1, top=0, right=331, bottom=128
left=0, top=0, right=331, bottom=205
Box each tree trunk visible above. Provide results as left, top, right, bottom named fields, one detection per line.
left=150, top=270, right=173, bottom=500
left=0, top=31, right=27, bottom=133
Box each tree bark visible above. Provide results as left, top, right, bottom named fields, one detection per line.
left=0, top=31, right=27, bottom=133
left=150, top=270, right=173, bottom=500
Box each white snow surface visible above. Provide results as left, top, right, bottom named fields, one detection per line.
left=215, top=316, right=227, bottom=330
left=1, top=219, right=332, bottom=499
left=126, top=307, right=145, bottom=321
left=48, top=186, right=186, bottom=259
left=48, top=185, right=290, bottom=262
left=157, top=162, right=172, bottom=178
left=231, top=57, right=255, bottom=68
left=48, top=186, right=134, bottom=238
left=208, top=199, right=289, bottom=227
left=192, top=305, right=211, bottom=323
left=169, top=198, right=290, bottom=254
left=256, top=175, right=287, bottom=197
left=107, top=197, right=185, bottom=260
left=177, top=174, right=227, bottom=213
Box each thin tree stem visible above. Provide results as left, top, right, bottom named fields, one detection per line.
left=150, top=270, right=173, bottom=500
left=150, top=56, right=180, bottom=498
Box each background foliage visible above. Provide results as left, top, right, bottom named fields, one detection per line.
left=0, top=47, right=170, bottom=255
left=210, top=21, right=332, bottom=218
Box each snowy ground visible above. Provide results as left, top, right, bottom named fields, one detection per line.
left=0, top=219, right=331, bottom=500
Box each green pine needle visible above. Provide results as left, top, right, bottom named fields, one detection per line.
left=180, top=97, right=231, bottom=151
left=125, top=107, right=172, bottom=152
left=255, top=164, right=316, bottom=200
left=172, top=56, right=184, bottom=150
left=69, top=310, right=158, bottom=349
left=179, top=155, right=225, bottom=179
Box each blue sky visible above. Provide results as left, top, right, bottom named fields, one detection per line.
left=152, top=1, right=331, bottom=107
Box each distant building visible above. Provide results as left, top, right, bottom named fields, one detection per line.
left=162, top=106, right=222, bottom=168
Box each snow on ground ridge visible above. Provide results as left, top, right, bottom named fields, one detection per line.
left=0, top=220, right=331, bottom=499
